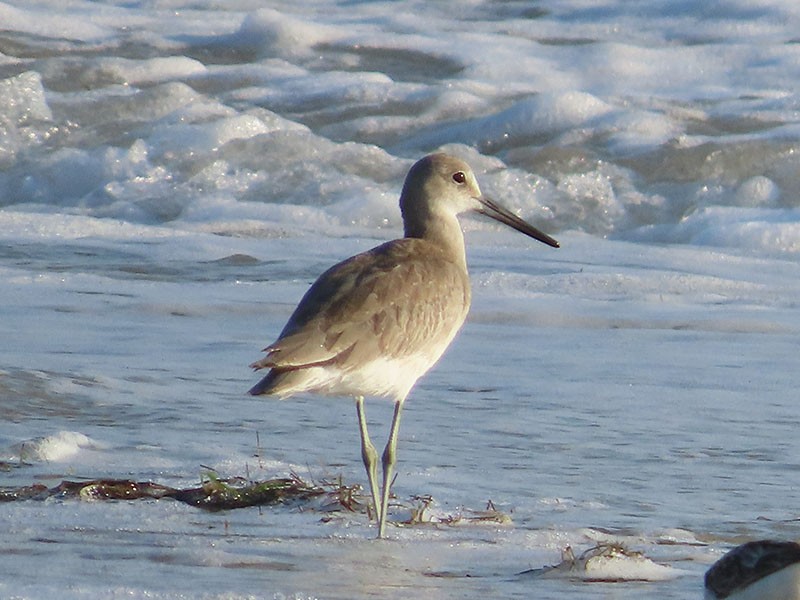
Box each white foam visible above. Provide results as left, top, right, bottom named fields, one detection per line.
left=733, top=175, right=781, bottom=207
left=147, top=113, right=280, bottom=159
left=0, top=2, right=110, bottom=41
left=0, top=71, right=52, bottom=163
left=0, top=2, right=797, bottom=253
left=8, top=431, right=97, bottom=463
left=0, top=71, right=52, bottom=123
left=661, top=206, right=800, bottom=253
left=85, top=56, right=207, bottom=86
left=536, top=543, right=684, bottom=582
left=236, top=8, right=345, bottom=57
left=404, top=91, right=615, bottom=151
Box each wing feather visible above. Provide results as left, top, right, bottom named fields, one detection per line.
left=251, top=238, right=470, bottom=374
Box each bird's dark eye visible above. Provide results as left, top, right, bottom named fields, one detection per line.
left=452, top=171, right=466, bottom=184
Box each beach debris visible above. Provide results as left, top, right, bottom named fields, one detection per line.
left=0, top=470, right=506, bottom=527
left=520, top=542, right=681, bottom=582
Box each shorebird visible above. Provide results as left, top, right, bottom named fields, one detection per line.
left=249, top=153, right=559, bottom=538
left=705, top=540, right=800, bottom=599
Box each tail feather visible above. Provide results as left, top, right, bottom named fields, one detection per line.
left=248, top=369, right=281, bottom=395
left=248, top=368, right=320, bottom=397
left=249, top=353, right=276, bottom=371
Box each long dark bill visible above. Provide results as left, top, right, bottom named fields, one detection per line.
left=477, top=196, right=560, bottom=248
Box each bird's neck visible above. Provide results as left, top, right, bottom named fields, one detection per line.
left=404, top=209, right=468, bottom=270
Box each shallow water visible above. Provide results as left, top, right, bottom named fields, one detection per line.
left=2, top=1, right=800, bottom=598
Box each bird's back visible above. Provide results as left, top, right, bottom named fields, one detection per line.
left=250, top=237, right=471, bottom=402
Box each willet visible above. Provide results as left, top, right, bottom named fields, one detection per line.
left=705, top=540, right=800, bottom=600
left=249, top=153, right=559, bottom=538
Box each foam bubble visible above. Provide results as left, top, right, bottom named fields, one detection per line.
left=0, top=71, right=52, bottom=123
left=8, top=431, right=98, bottom=463
left=236, top=8, right=343, bottom=58
left=0, top=71, right=53, bottom=165
left=733, top=175, right=780, bottom=207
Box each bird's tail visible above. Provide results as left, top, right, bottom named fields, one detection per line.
left=249, top=368, right=319, bottom=397
left=248, top=370, right=281, bottom=395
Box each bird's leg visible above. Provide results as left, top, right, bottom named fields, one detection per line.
left=378, top=399, right=404, bottom=539
left=355, top=396, right=381, bottom=525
